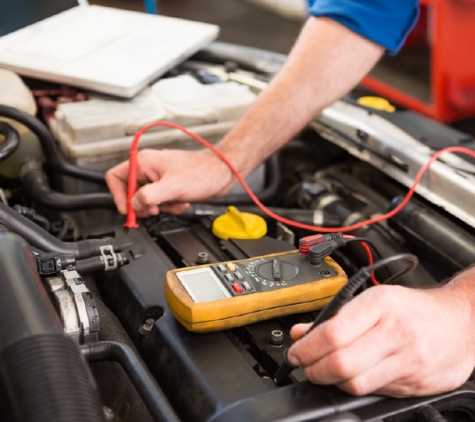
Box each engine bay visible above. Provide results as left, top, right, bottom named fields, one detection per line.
left=1, top=43, right=475, bottom=422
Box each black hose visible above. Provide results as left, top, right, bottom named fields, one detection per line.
left=20, top=161, right=115, bottom=210
left=12, top=204, right=51, bottom=231
left=0, top=104, right=105, bottom=183
left=0, top=232, right=104, bottom=422
left=389, top=195, right=475, bottom=274
left=418, top=405, right=448, bottom=422
left=0, top=202, right=133, bottom=259
left=75, top=252, right=129, bottom=274
left=0, top=121, right=20, bottom=162
left=81, top=341, right=179, bottom=422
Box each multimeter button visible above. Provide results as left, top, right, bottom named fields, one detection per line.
left=226, top=263, right=236, bottom=271
left=224, top=273, right=234, bottom=282
left=242, top=282, right=252, bottom=291
left=217, top=264, right=227, bottom=272
left=234, top=272, right=244, bottom=281
left=231, top=283, right=243, bottom=293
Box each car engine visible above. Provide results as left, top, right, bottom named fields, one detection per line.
left=1, top=43, right=475, bottom=422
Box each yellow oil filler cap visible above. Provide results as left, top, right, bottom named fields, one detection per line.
left=357, top=96, right=396, bottom=112
left=212, top=206, right=267, bottom=240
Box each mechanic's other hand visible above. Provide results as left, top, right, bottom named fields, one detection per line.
left=288, top=283, right=475, bottom=397
left=105, top=148, right=235, bottom=216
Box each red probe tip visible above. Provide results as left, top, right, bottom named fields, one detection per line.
left=124, top=209, right=139, bottom=231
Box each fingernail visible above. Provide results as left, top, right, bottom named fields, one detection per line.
left=131, top=198, right=143, bottom=212
left=286, top=351, right=300, bottom=367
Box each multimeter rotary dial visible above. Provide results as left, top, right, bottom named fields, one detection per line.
left=255, top=257, right=299, bottom=282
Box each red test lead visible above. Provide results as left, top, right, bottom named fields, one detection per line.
left=125, top=122, right=475, bottom=237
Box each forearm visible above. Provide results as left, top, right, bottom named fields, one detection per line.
left=216, top=16, right=384, bottom=177
left=443, top=265, right=475, bottom=323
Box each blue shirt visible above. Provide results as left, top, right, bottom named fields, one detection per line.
left=308, top=0, right=419, bottom=55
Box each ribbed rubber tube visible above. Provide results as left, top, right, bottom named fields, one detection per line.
left=0, top=232, right=104, bottom=422
left=1, top=336, right=105, bottom=422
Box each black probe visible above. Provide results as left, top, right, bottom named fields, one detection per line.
left=274, top=253, right=419, bottom=385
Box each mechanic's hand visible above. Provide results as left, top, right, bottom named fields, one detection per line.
left=287, top=283, right=475, bottom=397
left=105, top=148, right=236, bottom=216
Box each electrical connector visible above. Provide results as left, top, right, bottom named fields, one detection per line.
left=299, top=232, right=344, bottom=256
left=307, top=237, right=346, bottom=266
left=36, top=253, right=75, bottom=276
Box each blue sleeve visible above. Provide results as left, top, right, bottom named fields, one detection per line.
left=307, top=0, right=419, bottom=55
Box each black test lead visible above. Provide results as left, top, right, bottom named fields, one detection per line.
left=274, top=253, right=419, bottom=385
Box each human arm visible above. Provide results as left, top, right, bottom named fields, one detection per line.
left=287, top=268, right=475, bottom=397
left=105, top=16, right=384, bottom=216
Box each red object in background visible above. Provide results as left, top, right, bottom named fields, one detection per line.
left=361, top=0, right=475, bottom=122
left=33, top=86, right=88, bottom=121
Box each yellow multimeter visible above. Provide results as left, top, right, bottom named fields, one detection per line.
left=164, top=251, right=347, bottom=333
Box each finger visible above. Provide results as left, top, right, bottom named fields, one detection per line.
left=373, top=370, right=458, bottom=398
left=106, top=163, right=130, bottom=215
left=288, top=288, right=386, bottom=367
left=132, top=179, right=182, bottom=212
left=301, top=320, right=402, bottom=385
left=135, top=205, right=160, bottom=218
left=336, top=353, right=408, bottom=397
left=160, top=202, right=191, bottom=215
left=290, top=323, right=313, bottom=341
left=106, top=160, right=130, bottom=184
left=135, top=202, right=190, bottom=217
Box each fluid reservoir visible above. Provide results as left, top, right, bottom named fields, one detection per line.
left=0, top=69, right=43, bottom=178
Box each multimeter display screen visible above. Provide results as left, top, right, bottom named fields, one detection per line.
left=178, top=269, right=231, bottom=303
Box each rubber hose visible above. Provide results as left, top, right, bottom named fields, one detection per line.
left=0, top=104, right=105, bottom=183
left=0, top=121, right=20, bottom=162
left=0, top=202, right=133, bottom=259
left=20, top=161, right=115, bottom=210
left=0, top=232, right=104, bottom=422
left=81, top=341, right=179, bottom=422
left=389, top=196, right=475, bottom=274
left=13, top=204, right=51, bottom=231
left=75, top=252, right=128, bottom=274
left=418, top=405, right=449, bottom=422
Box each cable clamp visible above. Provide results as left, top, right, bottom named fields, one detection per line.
left=100, top=245, right=118, bottom=271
